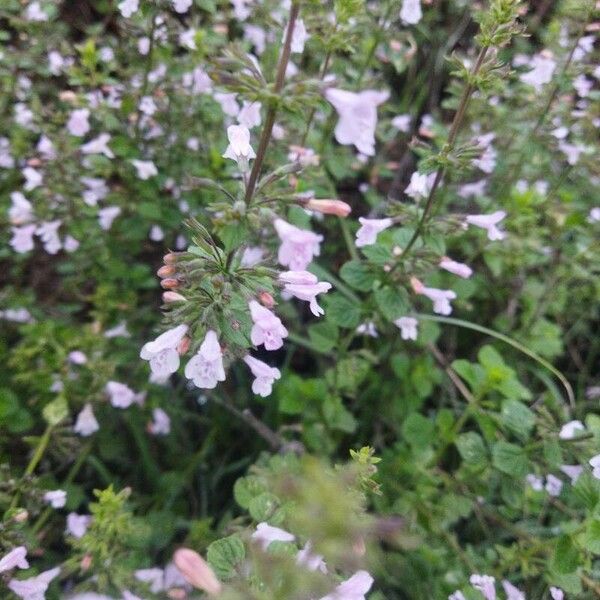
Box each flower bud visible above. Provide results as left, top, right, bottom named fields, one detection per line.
left=162, top=291, right=187, bottom=303
left=410, top=276, right=424, bottom=294
left=157, top=265, right=176, bottom=278
left=177, top=336, right=191, bottom=355
left=160, top=278, right=179, bottom=290
left=13, top=509, right=29, bottom=523
left=258, top=291, right=275, bottom=309
left=173, top=548, right=222, bottom=596
left=59, top=90, right=77, bottom=103
left=352, top=537, right=366, bottom=557
left=163, top=252, right=178, bottom=265
left=305, top=199, right=352, bottom=217
left=81, top=554, right=92, bottom=571
left=27, top=158, right=42, bottom=167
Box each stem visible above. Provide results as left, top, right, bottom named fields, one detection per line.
left=400, top=46, right=489, bottom=259
left=134, top=11, right=158, bottom=141
left=244, top=2, right=300, bottom=205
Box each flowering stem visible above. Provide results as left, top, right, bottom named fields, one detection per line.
left=400, top=45, right=489, bottom=260
left=244, top=1, right=300, bottom=205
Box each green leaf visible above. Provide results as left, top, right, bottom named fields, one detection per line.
left=207, top=535, right=246, bottom=580
left=324, top=294, right=361, bottom=329
left=233, top=476, right=265, bottom=510
left=583, top=520, right=600, bottom=554
left=248, top=492, right=280, bottom=522
left=456, top=432, right=487, bottom=466
left=552, top=535, right=580, bottom=574
left=308, top=321, right=339, bottom=353
left=501, top=400, right=535, bottom=440
left=402, top=413, right=434, bottom=450
left=374, top=287, right=409, bottom=321
left=340, top=260, right=377, bottom=291
left=491, top=441, right=529, bottom=478
left=43, top=396, right=69, bottom=426
left=323, top=396, right=357, bottom=433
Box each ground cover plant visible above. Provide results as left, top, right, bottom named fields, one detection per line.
left=1, top=0, right=600, bottom=598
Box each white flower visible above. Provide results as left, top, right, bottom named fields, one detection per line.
left=274, top=218, right=323, bottom=271
left=44, top=489, right=67, bottom=508
left=391, top=114, right=411, bottom=132
left=400, top=0, right=422, bottom=24
left=25, top=1, right=49, bottom=21
left=9, top=192, right=34, bottom=225
left=37, top=135, right=56, bottom=159
left=179, top=28, right=197, bottom=50
left=465, top=211, right=506, bottom=241
left=355, top=217, right=393, bottom=247
left=501, top=580, right=525, bottom=600
left=74, top=404, right=99, bottom=436
left=319, top=570, right=374, bottom=600
left=131, top=159, right=158, bottom=180
left=118, top=0, right=139, bottom=18
left=184, top=330, right=226, bottom=389
left=550, top=587, right=564, bottom=600
left=81, top=177, right=109, bottom=206
left=172, top=0, right=192, bottom=13
left=98, top=206, right=121, bottom=230
left=81, top=133, right=114, bottom=158
left=520, top=54, right=556, bottom=91
left=138, top=96, right=157, bottom=116
left=135, top=568, right=164, bottom=593
left=469, top=574, right=496, bottom=600
left=589, top=454, right=600, bottom=480
left=105, top=381, right=138, bottom=409
left=10, top=225, right=37, bottom=254
left=545, top=474, right=563, bottom=497
left=68, top=350, right=87, bottom=365
left=588, top=207, right=600, bottom=223
left=105, top=322, right=130, bottom=338
left=149, top=225, right=164, bottom=241
left=249, top=301, right=288, bottom=350
left=288, top=18, right=309, bottom=54
left=448, top=592, right=466, bottom=600
left=526, top=473, right=543, bottom=491
left=222, top=125, right=256, bottom=171
left=66, top=513, right=91, bottom=538
left=214, top=92, right=240, bottom=117
left=325, top=88, right=389, bottom=156
left=559, top=420, right=585, bottom=440
left=296, top=542, right=327, bottom=573
left=251, top=522, right=295, bottom=550
left=243, top=355, right=281, bottom=397
left=237, top=101, right=262, bottom=129
left=0, top=547, right=29, bottom=574
left=148, top=408, right=171, bottom=435
left=439, top=257, right=473, bottom=279
left=9, top=567, right=60, bottom=600
left=405, top=171, right=435, bottom=200
left=559, top=464, right=583, bottom=485
left=279, top=271, right=332, bottom=317
left=67, top=109, right=90, bottom=137
left=231, top=0, right=251, bottom=20
left=140, top=324, right=189, bottom=378
left=356, top=322, right=378, bottom=337
left=23, top=166, right=43, bottom=191
left=37, top=221, right=62, bottom=254
left=240, top=246, right=265, bottom=267
left=412, top=279, right=456, bottom=315
left=395, top=317, right=418, bottom=340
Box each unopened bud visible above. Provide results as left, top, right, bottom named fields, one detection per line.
left=162, top=291, right=187, bottom=303
left=27, top=158, right=42, bottom=167
left=305, top=199, right=352, bottom=217
left=13, top=509, right=29, bottom=523
left=167, top=590, right=187, bottom=600
left=59, top=90, right=77, bottom=103
left=177, top=336, right=191, bottom=355
left=392, top=246, right=403, bottom=257
left=410, top=276, right=424, bottom=294
left=258, top=291, right=275, bottom=309
left=160, top=278, right=179, bottom=290
left=173, top=548, right=222, bottom=596
left=353, top=537, right=366, bottom=556
left=157, top=265, right=176, bottom=278
left=163, top=252, right=178, bottom=265
left=81, top=554, right=93, bottom=571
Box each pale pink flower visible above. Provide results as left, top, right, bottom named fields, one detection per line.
left=173, top=548, right=221, bottom=595
left=231, top=0, right=251, bottom=20
left=319, top=570, right=374, bottom=600
left=24, top=1, right=48, bottom=21
left=288, top=18, right=309, bottom=54
left=184, top=330, right=226, bottom=389
left=325, top=88, right=389, bottom=156
left=296, top=542, right=327, bottom=573
left=0, top=137, right=15, bottom=168
left=589, top=454, right=600, bottom=479
left=559, top=420, right=585, bottom=440
left=138, top=96, right=157, bottom=116
left=279, top=271, right=332, bottom=316
left=412, top=278, right=456, bottom=315
left=68, top=350, right=87, bottom=365
left=502, top=581, right=525, bottom=600
left=214, top=92, right=239, bottom=117
left=222, top=125, right=256, bottom=171
left=138, top=37, right=150, bottom=55
left=405, top=171, right=434, bottom=200
left=81, top=176, right=109, bottom=206
left=244, top=24, right=266, bottom=54
left=545, top=474, right=563, bottom=497
left=526, top=473, right=543, bottom=491
left=440, top=257, right=473, bottom=279
left=558, top=141, right=586, bottom=165
left=588, top=207, right=600, bottom=223
left=400, top=0, right=422, bottom=24
left=391, top=114, right=411, bottom=132
left=470, top=574, right=496, bottom=600
left=148, top=408, right=171, bottom=435
left=63, top=235, right=79, bottom=253
left=118, top=0, right=139, bottom=18
left=520, top=54, right=556, bottom=91
left=140, top=324, right=188, bottom=378
left=105, top=381, right=138, bottom=409
left=10, top=225, right=37, bottom=253
left=37, top=220, right=62, bottom=254
left=66, top=513, right=91, bottom=538
left=356, top=322, right=378, bottom=337
left=465, top=211, right=506, bottom=241
left=44, top=489, right=67, bottom=508
left=251, top=522, right=295, bottom=550
left=81, top=133, right=114, bottom=158
left=243, top=355, right=281, bottom=397
left=274, top=218, right=322, bottom=270
left=179, top=28, right=197, bottom=50
left=74, top=404, right=99, bottom=436
left=449, top=592, right=466, bottom=600
left=355, top=217, right=393, bottom=247
left=560, top=464, right=583, bottom=484
left=249, top=300, right=288, bottom=350
left=240, top=246, right=265, bottom=267
left=37, top=135, right=56, bottom=159
left=135, top=568, right=164, bottom=593
left=149, top=225, right=164, bottom=242
left=395, top=317, right=418, bottom=340
left=172, top=0, right=192, bottom=13
left=183, top=67, right=212, bottom=94
left=9, top=192, right=34, bottom=225
left=0, top=547, right=29, bottom=573
left=550, top=587, right=564, bottom=600
left=237, top=101, right=262, bottom=129
left=131, top=159, right=157, bottom=180
left=288, top=145, right=319, bottom=167
left=98, top=206, right=121, bottom=231
left=67, top=109, right=90, bottom=137
left=22, top=166, right=42, bottom=191
left=9, top=567, right=60, bottom=600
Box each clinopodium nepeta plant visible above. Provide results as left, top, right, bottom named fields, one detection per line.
left=1, top=0, right=600, bottom=598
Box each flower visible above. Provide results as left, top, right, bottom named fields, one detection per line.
left=135, top=568, right=164, bottom=593
left=545, top=474, right=563, bottom=497
left=325, top=88, right=389, bottom=156
left=279, top=271, right=332, bottom=317
left=502, top=581, right=525, bottom=600
left=172, top=0, right=193, bottom=13
left=251, top=522, right=295, bottom=550
left=559, top=420, right=585, bottom=439
left=81, top=133, right=114, bottom=158
left=237, top=101, right=262, bottom=129
left=560, top=464, right=583, bottom=484
left=448, top=592, right=466, bottom=600
left=37, top=220, right=62, bottom=254
left=392, top=114, right=411, bottom=132
left=73, top=404, right=99, bottom=436
left=243, top=355, right=281, bottom=397
left=10, top=225, right=37, bottom=253
left=405, top=171, right=434, bottom=200
left=520, top=54, right=556, bottom=91
left=140, top=324, right=189, bottom=378
left=356, top=322, right=378, bottom=337
left=214, top=92, right=239, bottom=117
left=394, top=317, right=418, bottom=340
left=0, top=547, right=29, bottom=574
left=439, top=257, right=473, bottom=279
left=9, top=567, right=61, bottom=600
left=249, top=300, right=288, bottom=350
left=319, top=570, right=374, bottom=600
left=131, top=159, right=158, bottom=180
left=9, top=193, right=33, bottom=227
left=411, top=278, right=456, bottom=315
left=67, top=109, right=90, bottom=137
left=400, top=0, right=422, bottom=24
left=138, top=96, right=157, bottom=116
left=274, top=218, right=323, bottom=271
left=296, top=542, right=327, bottom=573
left=355, top=217, right=393, bottom=247
left=465, top=211, right=506, bottom=241
left=526, top=473, right=543, bottom=491
left=105, top=381, right=138, bottom=409
left=589, top=454, right=600, bottom=480
left=469, top=574, right=496, bottom=600
left=66, top=513, right=91, bottom=538
left=98, top=206, right=121, bottom=231
left=118, top=0, right=139, bottom=18
left=222, top=125, right=256, bottom=171
left=550, top=587, right=564, bottom=600
left=23, top=166, right=42, bottom=191
left=173, top=548, right=222, bottom=595
left=44, top=489, right=67, bottom=508
left=148, top=408, right=171, bottom=435
left=241, top=246, right=265, bottom=267
left=184, top=330, right=226, bottom=389
left=288, top=18, right=309, bottom=54
left=305, top=199, right=351, bottom=217
left=25, top=2, right=48, bottom=21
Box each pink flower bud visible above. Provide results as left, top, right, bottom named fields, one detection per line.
left=410, top=276, right=424, bottom=294
left=163, top=252, right=178, bottom=265
left=13, top=510, right=29, bottom=523
left=81, top=554, right=92, bottom=571
left=157, top=265, right=176, bottom=278
left=305, top=199, right=352, bottom=217
left=173, top=548, right=222, bottom=596
left=258, top=291, right=275, bottom=308
left=177, top=336, right=191, bottom=356
left=353, top=537, right=366, bottom=556
left=160, top=278, right=180, bottom=290
left=162, top=291, right=187, bottom=303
